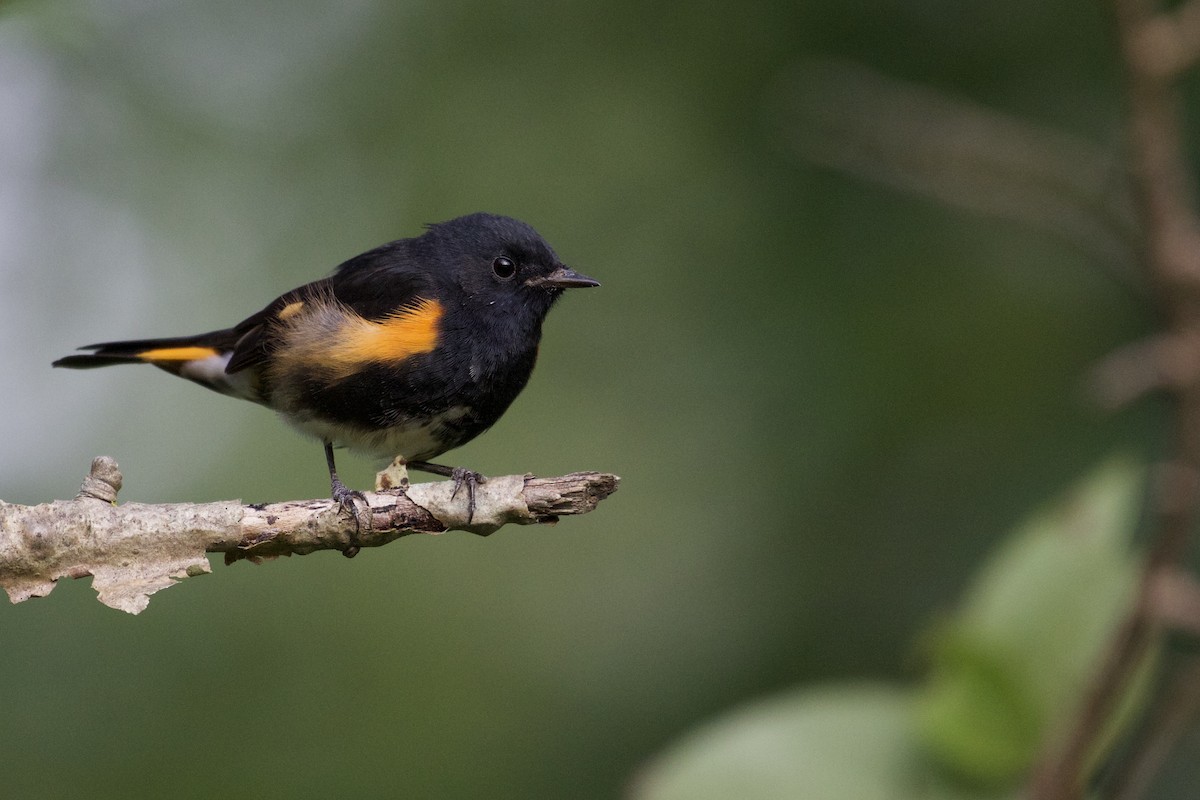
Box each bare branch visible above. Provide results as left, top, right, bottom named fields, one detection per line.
left=1088, top=330, right=1200, bottom=409
left=1028, top=0, right=1200, bottom=796
left=0, top=457, right=619, bottom=615
left=1145, top=565, right=1200, bottom=636
left=1129, top=1, right=1200, bottom=78
left=1109, top=655, right=1200, bottom=800
left=772, top=58, right=1142, bottom=287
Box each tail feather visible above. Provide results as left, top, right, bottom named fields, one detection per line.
left=53, top=353, right=150, bottom=368
left=52, top=329, right=239, bottom=369
left=52, top=328, right=263, bottom=402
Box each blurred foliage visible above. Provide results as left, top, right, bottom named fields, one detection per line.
left=0, top=0, right=1191, bottom=797
left=915, top=459, right=1148, bottom=786
left=633, top=685, right=955, bottom=800
left=635, top=461, right=1145, bottom=799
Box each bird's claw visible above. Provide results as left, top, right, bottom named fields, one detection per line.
left=406, top=460, right=486, bottom=524
left=449, top=467, right=485, bottom=523
left=331, top=478, right=370, bottom=558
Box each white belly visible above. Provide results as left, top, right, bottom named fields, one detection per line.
left=283, top=405, right=473, bottom=462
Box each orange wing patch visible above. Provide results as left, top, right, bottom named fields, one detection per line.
left=371, top=298, right=442, bottom=359
left=137, top=346, right=220, bottom=362
left=272, top=296, right=444, bottom=381
left=277, top=300, right=305, bottom=320
left=325, top=298, right=443, bottom=376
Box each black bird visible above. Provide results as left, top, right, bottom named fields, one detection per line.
left=54, top=213, right=599, bottom=545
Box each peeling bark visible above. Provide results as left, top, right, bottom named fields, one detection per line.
left=0, top=457, right=619, bottom=614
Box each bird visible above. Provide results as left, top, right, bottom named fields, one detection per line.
left=53, top=213, right=599, bottom=551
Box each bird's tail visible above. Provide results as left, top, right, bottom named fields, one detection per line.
left=53, top=329, right=262, bottom=401
left=53, top=330, right=233, bottom=368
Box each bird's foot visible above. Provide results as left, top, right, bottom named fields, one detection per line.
left=449, top=467, right=486, bottom=524
left=407, top=460, right=487, bottom=523
left=331, top=477, right=370, bottom=558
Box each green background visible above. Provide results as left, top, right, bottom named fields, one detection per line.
left=0, top=0, right=1178, bottom=797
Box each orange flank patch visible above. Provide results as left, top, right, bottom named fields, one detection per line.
left=137, top=346, right=220, bottom=362
left=325, top=298, right=443, bottom=377
left=277, top=300, right=305, bottom=320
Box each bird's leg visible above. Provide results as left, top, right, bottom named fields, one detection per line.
left=325, top=441, right=369, bottom=557
left=406, top=460, right=486, bottom=523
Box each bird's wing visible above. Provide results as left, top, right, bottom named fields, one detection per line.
left=224, top=279, right=330, bottom=374
left=225, top=256, right=437, bottom=375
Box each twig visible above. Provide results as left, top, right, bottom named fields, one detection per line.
left=1128, top=0, right=1200, bottom=77
left=772, top=58, right=1141, bottom=286
left=0, top=456, right=619, bottom=615
left=1108, top=654, right=1200, bottom=800
left=1089, top=331, right=1200, bottom=410
left=1027, top=0, right=1200, bottom=796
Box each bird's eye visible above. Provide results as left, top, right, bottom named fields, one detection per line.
left=492, top=256, right=517, bottom=280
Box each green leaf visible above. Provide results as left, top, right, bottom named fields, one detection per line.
left=634, top=459, right=1149, bottom=800
left=916, top=458, right=1145, bottom=785
left=634, top=683, right=1004, bottom=800
left=916, top=629, right=1044, bottom=784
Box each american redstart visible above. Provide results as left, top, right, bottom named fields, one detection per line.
left=53, top=213, right=599, bottom=548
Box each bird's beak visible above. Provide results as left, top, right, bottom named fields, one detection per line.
left=527, top=265, right=600, bottom=289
